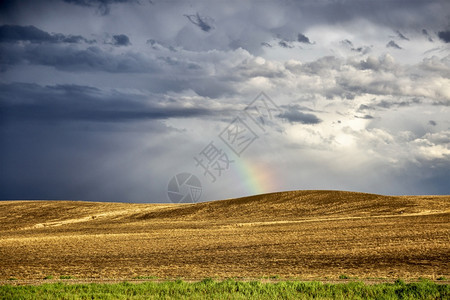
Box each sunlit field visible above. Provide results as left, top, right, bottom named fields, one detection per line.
left=1, top=191, right=449, bottom=282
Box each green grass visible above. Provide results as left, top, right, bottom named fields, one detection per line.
left=43, top=275, right=54, bottom=280
left=1, top=279, right=448, bottom=299
left=59, top=275, right=75, bottom=280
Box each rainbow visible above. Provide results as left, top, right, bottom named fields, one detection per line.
left=231, top=158, right=279, bottom=196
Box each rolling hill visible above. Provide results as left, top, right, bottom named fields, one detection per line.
left=0, top=190, right=449, bottom=282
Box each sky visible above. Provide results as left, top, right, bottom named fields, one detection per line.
left=0, top=0, right=449, bottom=203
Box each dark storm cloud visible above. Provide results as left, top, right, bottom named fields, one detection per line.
left=297, top=33, right=312, bottom=44
left=278, top=107, right=321, bottom=125
left=437, top=31, right=450, bottom=43
left=112, top=34, right=131, bottom=46
left=418, top=164, right=450, bottom=195
left=292, top=0, right=448, bottom=31
left=0, top=25, right=94, bottom=44
left=62, top=0, right=138, bottom=15
left=184, top=13, right=214, bottom=32
left=0, top=81, right=207, bottom=203
left=0, top=111, right=175, bottom=202
left=62, top=35, right=95, bottom=43
left=0, top=43, right=159, bottom=72
left=386, top=40, right=402, bottom=49
left=0, top=25, right=55, bottom=43
left=0, top=0, right=449, bottom=202
left=0, top=83, right=213, bottom=123
left=62, top=0, right=134, bottom=5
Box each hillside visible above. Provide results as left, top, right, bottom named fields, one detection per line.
left=0, top=190, right=449, bottom=282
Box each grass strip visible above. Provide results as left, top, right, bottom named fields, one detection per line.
left=1, top=278, right=448, bottom=299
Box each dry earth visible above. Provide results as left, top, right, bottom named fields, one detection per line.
left=0, top=190, right=449, bottom=283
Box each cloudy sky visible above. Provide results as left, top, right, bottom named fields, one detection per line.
left=1, top=0, right=449, bottom=203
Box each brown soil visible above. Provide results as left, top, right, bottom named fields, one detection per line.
left=0, top=190, right=449, bottom=282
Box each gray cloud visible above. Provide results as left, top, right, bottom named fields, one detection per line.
left=355, top=114, right=374, bottom=120
left=340, top=39, right=371, bottom=54
left=0, top=25, right=94, bottom=44
left=278, top=108, right=322, bottom=124
left=0, top=25, right=55, bottom=43
left=112, top=34, right=131, bottom=46
left=422, top=29, right=433, bottom=42
left=386, top=40, right=402, bottom=49
left=358, top=104, right=371, bottom=111
left=352, top=46, right=371, bottom=54
left=62, top=0, right=138, bottom=15
left=297, top=56, right=342, bottom=74
left=396, top=30, right=409, bottom=41
left=0, top=83, right=215, bottom=123
left=278, top=40, right=294, bottom=48
left=0, top=112, right=177, bottom=202
left=377, top=99, right=420, bottom=109
left=185, top=13, right=214, bottom=32
left=438, top=31, right=450, bottom=43
left=1, top=0, right=449, bottom=202
left=297, top=33, right=312, bottom=44
left=0, top=43, right=160, bottom=73
left=358, top=98, right=422, bottom=111
left=341, top=39, right=353, bottom=47
left=147, top=39, right=160, bottom=49
left=293, top=0, right=448, bottom=31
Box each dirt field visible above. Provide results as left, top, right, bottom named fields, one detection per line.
left=0, top=190, right=449, bottom=283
